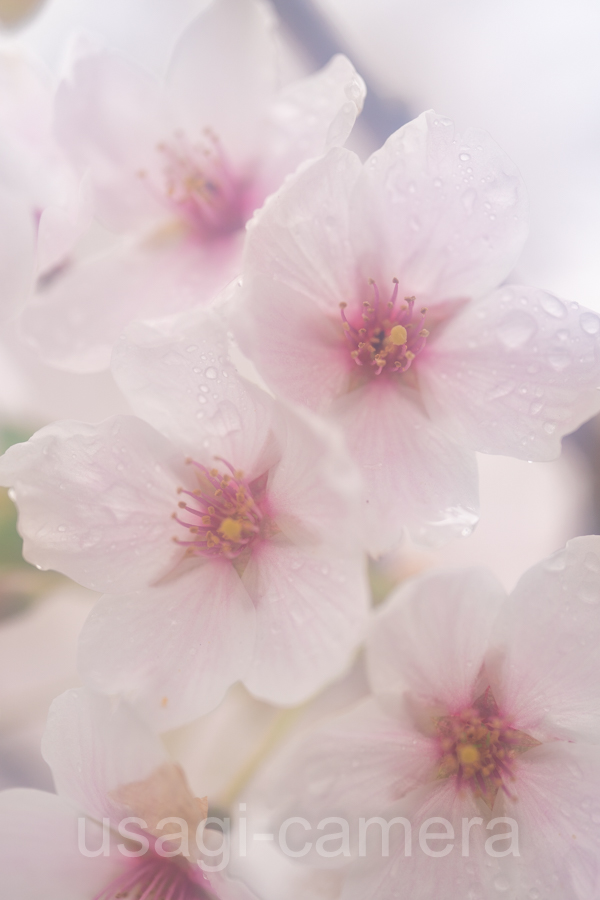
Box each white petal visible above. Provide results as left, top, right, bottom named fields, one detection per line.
left=22, top=228, right=242, bottom=373
left=494, top=535, right=600, bottom=741
left=234, top=274, right=351, bottom=413
left=242, top=541, right=369, bottom=705
left=256, top=54, right=366, bottom=197
left=55, top=49, right=168, bottom=231
left=420, top=285, right=600, bottom=460
left=0, top=416, right=186, bottom=592
left=242, top=147, right=362, bottom=314
left=0, top=788, right=126, bottom=900
left=499, top=742, right=600, bottom=899
left=112, top=307, right=277, bottom=476
left=367, top=567, right=506, bottom=710
left=0, top=184, right=36, bottom=320
left=78, top=561, right=256, bottom=731
left=167, top=0, right=278, bottom=168
left=264, top=697, right=435, bottom=830
left=351, top=110, right=528, bottom=304
left=341, top=781, right=499, bottom=900
left=267, top=404, right=364, bottom=554
left=42, top=688, right=167, bottom=825
left=332, top=381, right=479, bottom=555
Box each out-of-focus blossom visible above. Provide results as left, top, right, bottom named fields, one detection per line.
left=19, top=0, right=365, bottom=373
left=236, top=110, right=600, bottom=555
left=0, top=45, right=84, bottom=321
left=317, top=0, right=600, bottom=312
left=0, top=584, right=95, bottom=790
left=0, top=309, right=369, bottom=729
left=0, top=686, right=256, bottom=899
left=261, top=536, right=600, bottom=899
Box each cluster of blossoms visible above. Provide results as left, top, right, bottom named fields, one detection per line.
left=1, top=1, right=600, bottom=898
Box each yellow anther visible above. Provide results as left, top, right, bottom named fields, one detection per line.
left=210, top=468, right=219, bottom=477
left=389, top=325, right=408, bottom=346
left=202, top=516, right=212, bottom=525
left=419, top=328, right=430, bottom=337
left=219, top=518, right=243, bottom=542
left=457, top=744, right=480, bottom=766
left=339, top=301, right=347, bottom=308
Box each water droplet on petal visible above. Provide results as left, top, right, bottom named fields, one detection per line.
left=493, top=877, right=510, bottom=893
left=459, top=152, right=471, bottom=161
left=497, top=311, right=537, bottom=349
left=540, top=294, right=567, bottom=318
left=205, top=366, right=217, bottom=379
left=543, top=422, right=556, bottom=434
left=581, top=311, right=600, bottom=334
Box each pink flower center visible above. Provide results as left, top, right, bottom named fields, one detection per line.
left=435, top=687, right=541, bottom=808
left=95, top=855, right=211, bottom=900
left=340, top=279, right=429, bottom=376
left=173, top=458, right=263, bottom=560
left=153, top=129, right=247, bottom=240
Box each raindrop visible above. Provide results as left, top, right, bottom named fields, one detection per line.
left=577, top=582, right=599, bottom=606
left=485, top=381, right=515, bottom=401
left=493, top=877, right=510, bottom=893
left=205, top=366, right=217, bottom=379
left=497, top=311, right=537, bottom=349
left=186, top=345, right=198, bottom=353
left=540, top=294, right=567, bottom=318
left=581, top=311, right=600, bottom=335
left=459, top=152, right=471, bottom=161
left=57, top=525, right=66, bottom=532
left=543, top=422, right=556, bottom=434
left=529, top=401, right=543, bottom=416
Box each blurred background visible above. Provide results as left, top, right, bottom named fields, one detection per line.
left=0, top=0, right=599, bottom=799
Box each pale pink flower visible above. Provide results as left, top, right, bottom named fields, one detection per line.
left=0, top=309, right=368, bottom=729
left=261, top=536, right=600, bottom=899
left=236, top=110, right=600, bottom=555
left=0, top=686, right=255, bottom=899
left=19, top=0, right=365, bottom=372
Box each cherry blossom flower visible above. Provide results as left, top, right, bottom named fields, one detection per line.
left=0, top=309, right=369, bottom=729
left=19, top=0, right=365, bottom=373
left=0, top=686, right=255, bottom=900
left=235, top=110, right=600, bottom=555
left=259, top=536, right=600, bottom=899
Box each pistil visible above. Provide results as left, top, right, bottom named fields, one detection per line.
left=435, top=687, right=541, bottom=808
left=340, top=278, right=429, bottom=375
left=173, top=458, right=262, bottom=560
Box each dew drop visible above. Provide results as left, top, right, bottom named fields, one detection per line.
left=57, top=525, right=66, bottom=532
left=493, top=877, right=510, bottom=893
left=205, top=367, right=217, bottom=379
left=529, top=401, right=543, bottom=415
left=577, top=581, right=599, bottom=606
left=540, top=294, right=567, bottom=318
left=543, top=422, right=556, bottom=434
left=459, top=152, right=471, bottom=161
left=186, top=345, right=198, bottom=353
left=200, top=384, right=209, bottom=393
left=580, top=311, right=600, bottom=335
left=497, top=311, right=537, bottom=349
left=485, top=381, right=515, bottom=401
